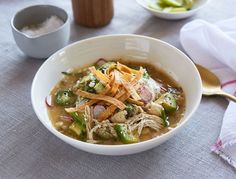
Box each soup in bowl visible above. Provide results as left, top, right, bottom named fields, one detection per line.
left=31, top=34, right=202, bottom=155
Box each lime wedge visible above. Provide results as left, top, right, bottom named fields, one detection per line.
left=148, top=2, right=162, bottom=11
left=157, top=0, right=167, bottom=8
left=161, top=0, right=183, bottom=7
left=162, top=7, right=172, bottom=13
left=170, top=7, right=187, bottom=12
left=184, top=0, right=194, bottom=10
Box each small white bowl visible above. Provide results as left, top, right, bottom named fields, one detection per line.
left=31, top=34, right=202, bottom=155
left=136, top=0, right=209, bottom=20
left=11, top=5, right=70, bottom=59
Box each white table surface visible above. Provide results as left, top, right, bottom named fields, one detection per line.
left=0, top=0, right=235, bottom=178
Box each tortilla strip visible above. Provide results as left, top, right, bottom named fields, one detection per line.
left=113, top=70, right=122, bottom=85
left=121, top=79, right=141, bottom=100
left=113, top=70, right=140, bottom=100
left=131, top=67, right=144, bottom=85
left=75, top=89, right=126, bottom=110
left=65, top=99, right=98, bottom=113
left=106, top=62, right=116, bottom=75
left=117, top=62, right=140, bottom=74
left=98, top=92, right=130, bottom=121
left=89, top=66, right=110, bottom=85
left=103, top=84, right=111, bottom=94
left=109, top=82, right=120, bottom=96
left=108, top=70, right=122, bottom=96
left=120, top=71, right=133, bottom=81
left=97, top=105, right=117, bottom=122
left=127, top=97, right=144, bottom=106
left=65, top=84, right=111, bottom=113
left=114, top=88, right=127, bottom=99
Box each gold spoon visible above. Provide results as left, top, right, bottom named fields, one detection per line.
left=196, top=64, right=236, bottom=103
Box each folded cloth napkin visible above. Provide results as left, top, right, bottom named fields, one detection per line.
left=180, top=18, right=236, bottom=168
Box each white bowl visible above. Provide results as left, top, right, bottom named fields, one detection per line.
left=31, top=34, right=202, bottom=155
left=136, top=0, right=209, bottom=20
left=11, top=5, right=70, bottom=59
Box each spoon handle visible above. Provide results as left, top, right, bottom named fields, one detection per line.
left=218, top=91, right=236, bottom=103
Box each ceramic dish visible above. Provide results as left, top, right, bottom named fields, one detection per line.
left=11, top=5, right=70, bottom=59
left=136, top=0, right=209, bottom=20
left=31, top=34, right=202, bottom=155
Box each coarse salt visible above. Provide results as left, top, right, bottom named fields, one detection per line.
left=21, top=15, right=64, bottom=37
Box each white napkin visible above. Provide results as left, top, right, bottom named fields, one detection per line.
left=180, top=18, right=236, bottom=168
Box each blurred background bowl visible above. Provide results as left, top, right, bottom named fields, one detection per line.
left=11, top=5, right=70, bottom=59
left=136, top=0, right=209, bottom=20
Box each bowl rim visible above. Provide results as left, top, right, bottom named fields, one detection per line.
left=31, top=34, right=202, bottom=151
left=136, top=0, right=210, bottom=15
left=11, top=4, right=69, bottom=39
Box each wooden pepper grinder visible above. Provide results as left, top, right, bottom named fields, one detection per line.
left=72, top=0, right=114, bottom=27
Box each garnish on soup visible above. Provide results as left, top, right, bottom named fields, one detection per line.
left=148, top=0, right=194, bottom=13
left=47, top=59, right=185, bottom=144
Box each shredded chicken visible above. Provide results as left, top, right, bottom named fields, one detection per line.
left=86, top=119, right=117, bottom=143
left=126, top=113, right=163, bottom=136
left=110, top=110, right=127, bottom=123
left=146, top=102, right=164, bottom=116
left=84, top=105, right=95, bottom=140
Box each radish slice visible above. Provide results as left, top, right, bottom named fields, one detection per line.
left=138, top=86, right=153, bottom=103
left=96, top=58, right=107, bottom=67
left=93, top=105, right=106, bottom=118
left=60, top=115, right=73, bottom=122
left=160, top=86, right=167, bottom=92
left=45, top=95, right=53, bottom=107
